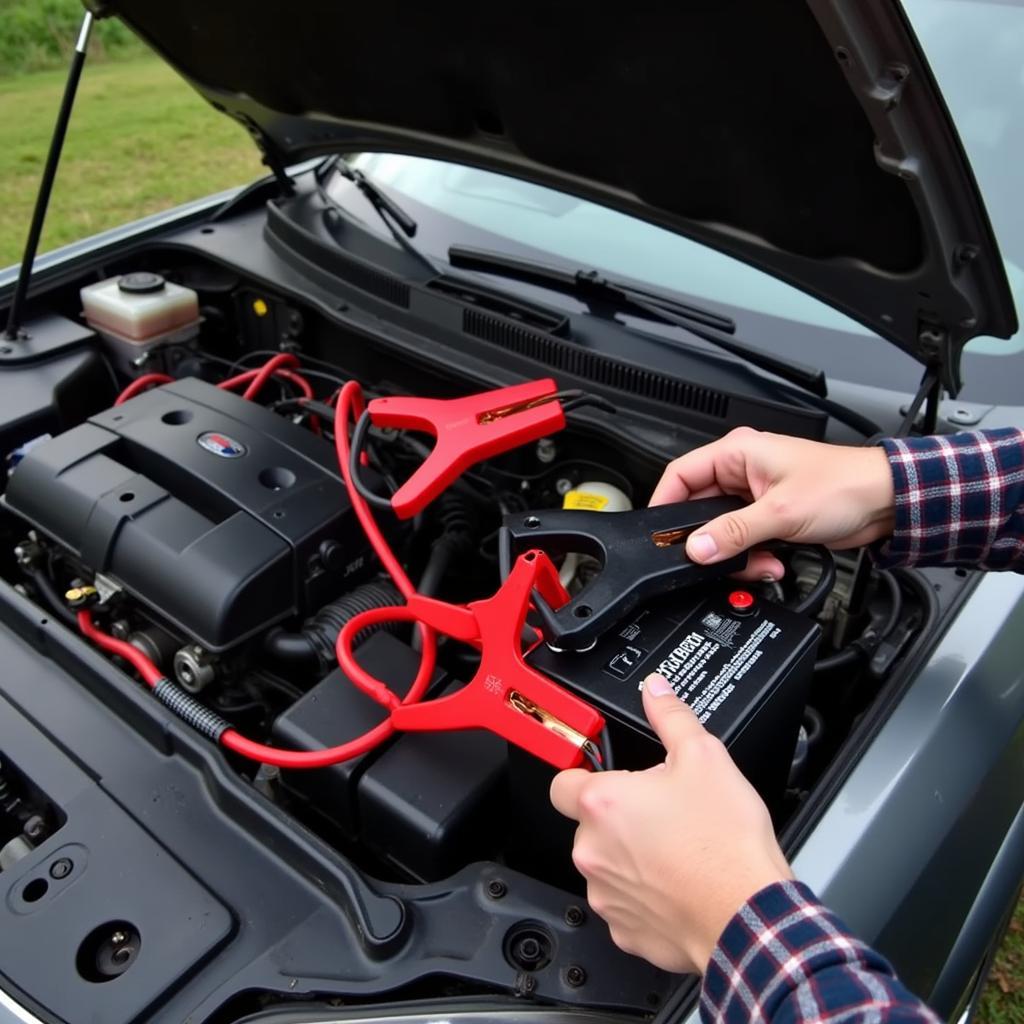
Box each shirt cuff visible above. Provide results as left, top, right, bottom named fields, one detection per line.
left=700, top=880, right=896, bottom=1024
left=871, top=428, right=1024, bottom=571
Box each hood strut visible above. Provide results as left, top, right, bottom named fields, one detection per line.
left=4, top=11, right=94, bottom=342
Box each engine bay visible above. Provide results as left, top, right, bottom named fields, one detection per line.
left=0, top=250, right=952, bottom=1022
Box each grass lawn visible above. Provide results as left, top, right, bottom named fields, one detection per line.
left=979, top=900, right=1024, bottom=1024
left=2, top=51, right=1024, bottom=1024
left=0, top=56, right=262, bottom=267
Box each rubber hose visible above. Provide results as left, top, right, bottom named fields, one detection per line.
left=265, top=578, right=403, bottom=671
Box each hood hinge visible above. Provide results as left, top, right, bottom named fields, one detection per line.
left=917, top=320, right=960, bottom=400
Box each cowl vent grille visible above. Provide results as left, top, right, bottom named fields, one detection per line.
left=462, top=309, right=729, bottom=419
left=338, top=259, right=410, bottom=308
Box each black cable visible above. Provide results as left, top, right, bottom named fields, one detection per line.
left=877, top=571, right=903, bottom=640
left=26, top=569, right=77, bottom=628
left=583, top=744, right=605, bottom=772
left=349, top=410, right=397, bottom=510
left=598, top=728, right=614, bottom=772
left=813, top=570, right=903, bottom=674
left=213, top=349, right=349, bottom=389
left=788, top=546, right=836, bottom=618
left=556, top=391, right=618, bottom=416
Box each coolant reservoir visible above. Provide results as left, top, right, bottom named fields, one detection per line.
left=81, top=273, right=199, bottom=342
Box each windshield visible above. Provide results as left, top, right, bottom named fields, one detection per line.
left=340, top=0, right=1022, bottom=405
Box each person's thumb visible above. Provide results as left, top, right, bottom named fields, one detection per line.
left=685, top=498, right=781, bottom=565
left=642, top=673, right=704, bottom=753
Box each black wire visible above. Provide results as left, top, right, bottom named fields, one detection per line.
left=560, top=392, right=617, bottom=416
left=788, top=545, right=836, bottom=618
left=877, top=570, right=903, bottom=640
left=349, top=410, right=396, bottom=510
left=26, top=569, right=77, bottom=628
left=598, top=728, right=614, bottom=772
left=583, top=744, right=605, bottom=772
left=215, top=349, right=350, bottom=388
left=813, top=569, right=903, bottom=674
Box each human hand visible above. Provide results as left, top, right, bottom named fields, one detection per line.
left=550, top=674, right=793, bottom=974
left=650, top=427, right=895, bottom=580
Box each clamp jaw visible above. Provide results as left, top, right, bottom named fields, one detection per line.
left=340, top=550, right=606, bottom=770
left=499, top=497, right=748, bottom=652
left=367, top=379, right=565, bottom=520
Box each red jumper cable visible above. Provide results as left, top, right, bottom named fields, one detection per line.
left=336, top=548, right=606, bottom=770
left=349, top=379, right=611, bottom=520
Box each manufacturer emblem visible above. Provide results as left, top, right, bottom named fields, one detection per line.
left=197, top=432, right=247, bottom=458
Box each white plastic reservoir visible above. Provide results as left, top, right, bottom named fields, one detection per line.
left=81, top=273, right=199, bottom=343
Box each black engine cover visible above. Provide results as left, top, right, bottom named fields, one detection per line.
left=4, top=377, right=368, bottom=650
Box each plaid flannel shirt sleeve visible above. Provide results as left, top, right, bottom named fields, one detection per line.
left=871, top=427, right=1024, bottom=572
left=701, top=881, right=939, bottom=1024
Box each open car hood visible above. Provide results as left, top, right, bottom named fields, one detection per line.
left=92, top=0, right=1017, bottom=394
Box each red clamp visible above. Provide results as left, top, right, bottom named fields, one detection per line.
left=367, top=378, right=566, bottom=519
left=337, top=550, right=606, bottom=770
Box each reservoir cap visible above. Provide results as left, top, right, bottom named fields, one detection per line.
left=118, top=272, right=166, bottom=294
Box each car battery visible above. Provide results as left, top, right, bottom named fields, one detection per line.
left=530, top=583, right=820, bottom=801
left=508, top=583, right=819, bottom=886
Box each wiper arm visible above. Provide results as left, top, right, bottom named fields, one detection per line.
left=317, top=155, right=437, bottom=275
left=448, top=245, right=827, bottom=398
left=320, top=155, right=419, bottom=237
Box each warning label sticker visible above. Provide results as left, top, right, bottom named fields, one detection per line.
left=650, top=618, right=782, bottom=724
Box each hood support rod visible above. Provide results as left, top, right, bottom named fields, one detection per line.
left=4, top=11, right=94, bottom=341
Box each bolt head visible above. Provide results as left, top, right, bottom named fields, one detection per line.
left=566, top=965, right=587, bottom=987
left=49, top=858, right=73, bottom=879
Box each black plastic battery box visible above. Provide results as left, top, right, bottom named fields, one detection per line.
left=273, top=631, right=507, bottom=881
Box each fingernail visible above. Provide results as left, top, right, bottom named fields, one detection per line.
left=688, top=532, right=718, bottom=562
left=644, top=673, right=674, bottom=697
left=761, top=572, right=778, bottom=583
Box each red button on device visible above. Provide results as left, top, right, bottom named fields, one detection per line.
left=728, top=590, right=755, bottom=612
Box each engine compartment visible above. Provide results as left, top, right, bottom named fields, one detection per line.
left=0, top=248, right=950, bottom=1021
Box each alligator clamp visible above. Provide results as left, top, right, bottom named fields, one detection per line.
left=337, top=550, right=607, bottom=769
left=361, top=379, right=608, bottom=519
left=499, top=497, right=750, bottom=652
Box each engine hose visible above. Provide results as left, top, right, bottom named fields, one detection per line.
left=418, top=492, right=477, bottom=598
left=412, top=493, right=479, bottom=650
left=264, top=578, right=403, bottom=671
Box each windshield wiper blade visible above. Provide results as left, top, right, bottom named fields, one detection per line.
left=448, top=245, right=828, bottom=398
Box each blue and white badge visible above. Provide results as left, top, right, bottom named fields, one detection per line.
left=197, top=431, right=247, bottom=458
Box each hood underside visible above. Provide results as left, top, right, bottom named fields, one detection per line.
left=92, top=0, right=1017, bottom=394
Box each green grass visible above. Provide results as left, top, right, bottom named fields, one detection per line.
left=0, top=56, right=262, bottom=267
left=979, top=901, right=1024, bottom=1024
left=0, top=0, right=147, bottom=75
left=2, top=51, right=1023, bottom=1024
